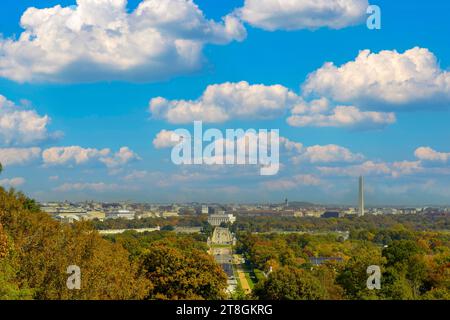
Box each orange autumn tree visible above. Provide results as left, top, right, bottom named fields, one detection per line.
left=140, top=244, right=227, bottom=300
left=0, top=187, right=149, bottom=299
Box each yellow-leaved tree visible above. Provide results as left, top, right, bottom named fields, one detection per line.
left=0, top=186, right=150, bottom=300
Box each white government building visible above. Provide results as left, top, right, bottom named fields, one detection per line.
left=207, top=212, right=236, bottom=226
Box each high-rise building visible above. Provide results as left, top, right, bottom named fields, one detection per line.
left=358, top=176, right=365, bottom=216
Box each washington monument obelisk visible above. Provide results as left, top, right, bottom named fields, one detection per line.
left=358, top=176, right=365, bottom=217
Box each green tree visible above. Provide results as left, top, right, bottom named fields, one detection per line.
left=336, top=245, right=384, bottom=300
left=254, top=266, right=327, bottom=300
left=312, top=264, right=345, bottom=300
left=380, top=267, right=414, bottom=300
left=140, top=245, right=227, bottom=300
left=382, top=240, right=421, bottom=268
left=0, top=187, right=150, bottom=300
left=381, top=240, right=428, bottom=299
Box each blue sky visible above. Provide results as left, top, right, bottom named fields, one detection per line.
left=0, top=0, right=449, bottom=205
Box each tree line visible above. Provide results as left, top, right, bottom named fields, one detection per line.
left=0, top=187, right=227, bottom=300
left=237, top=228, right=450, bottom=300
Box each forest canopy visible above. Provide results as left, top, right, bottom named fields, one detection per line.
left=0, top=187, right=226, bottom=300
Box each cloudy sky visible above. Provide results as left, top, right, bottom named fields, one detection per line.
left=0, top=0, right=449, bottom=205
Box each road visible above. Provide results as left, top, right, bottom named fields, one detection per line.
left=209, top=227, right=238, bottom=294
left=211, top=227, right=233, bottom=245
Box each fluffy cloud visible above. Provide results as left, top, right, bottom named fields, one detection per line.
left=303, top=47, right=450, bottom=107
left=42, top=146, right=110, bottom=166
left=415, top=147, right=450, bottom=162
left=152, top=129, right=366, bottom=178
left=0, top=95, right=57, bottom=145
left=151, top=129, right=281, bottom=175
left=153, top=128, right=280, bottom=151
left=287, top=99, right=396, bottom=129
left=297, top=144, right=364, bottom=163
left=153, top=130, right=364, bottom=166
left=99, top=147, right=141, bottom=168
left=0, top=177, right=26, bottom=188
left=0, top=147, right=41, bottom=166
left=279, top=137, right=303, bottom=153
left=317, top=160, right=426, bottom=178
left=0, top=0, right=246, bottom=83
left=153, top=130, right=183, bottom=148
left=280, top=136, right=363, bottom=164
left=236, top=0, right=368, bottom=31
left=316, top=145, right=450, bottom=179
left=151, top=81, right=395, bottom=128
left=150, top=81, right=297, bottom=123
left=42, top=146, right=139, bottom=167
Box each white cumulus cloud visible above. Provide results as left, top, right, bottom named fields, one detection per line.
left=153, top=130, right=365, bottom=166
left=279, top=137, right=303, bottom=153
left=303, top=47, right=450, bottom=107
left=0, top=95, right=57, bottom=145
left=150, top=81, right=297, bottom=123
left=42, top=146, right=110, bottom=166
left=287, top=102, right=396, bottom=129
left=0, top=0, right=246, bottom=83
left=298, top=144, right=364, bottom=163
left=42, top=145, right=139, bottom=167
left=153, top=130, right=183, bottom=149
left=415, top=147, right=450, bottom=162
left=151, top=82, right=395, bottom=128
left=99, top=146, right=141, bottom=168
left=236, top=0, right=369, bottom=31
left=0, top=147, right=41, bottom=166
left=280, top=137, right=364, bottom=164
left=317, top=160, right=426, bottom=178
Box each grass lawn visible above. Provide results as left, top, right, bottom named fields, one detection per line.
left=241, top=262, right=258, bottom=289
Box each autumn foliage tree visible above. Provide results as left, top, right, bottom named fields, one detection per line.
left=254, top=266, right=327, bottom=300
left=0, top=187, right=149, bottom=299
left=140, top=245, right=227, bottom=300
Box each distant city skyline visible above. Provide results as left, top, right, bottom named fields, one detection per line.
left=0, top=1, right=449, bottom=205
left=39, top=199, right=448, bottom=227
left=39, top=199, right=450, bottom=208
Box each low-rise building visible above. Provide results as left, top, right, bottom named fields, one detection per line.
left=161, top=211, right=179, bottom=218
left=321, top=211, right=343, bottom=218
left=207, top=213, right=236, bottom=226
left=85, top=211, right=106, bottom=221
left=55, top=214, right=81, bottom=224
left=136, top=211, right=158, bottom=219
left=106, top=210, right=135, bottom=220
